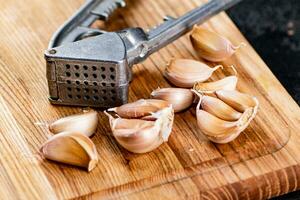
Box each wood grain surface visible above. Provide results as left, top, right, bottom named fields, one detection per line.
left=0, top=0, right=300, bottom=199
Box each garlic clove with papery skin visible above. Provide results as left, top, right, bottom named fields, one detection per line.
left=195, top=93, right=258, bottom=144
left=108, top=99, right=169, bottom=119
left=193, top=76, right=238, bottom=94
left=40, top=131, right=98, bottom=172
left=151, top=88, right=194, bottom=113
left=215, top=90, right=259, bottom=113
left=49, top=110, right=98, bottom=137
left=105, top=105, right=174, bottom=154
left=200, top=95, right=242, bottom=121
left=190, top=25, right=245, bottom=62
left=164, top=58, right=223, bottom=88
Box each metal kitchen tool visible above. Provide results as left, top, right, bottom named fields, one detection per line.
left=45, top=0, right=241, bottom=108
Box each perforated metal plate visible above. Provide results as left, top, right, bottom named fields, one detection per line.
left=48, top=60, right=129, bottom=108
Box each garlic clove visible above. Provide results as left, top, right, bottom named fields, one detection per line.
left=200, top=95, right=242, bottom=121
left=40, top=131, right=98, bottom=172
left=164, top=58, right=223, bottom=88
left=108, top=99, right=169, bottom=118
left=215, top=90, right=259, bottom=112
left=151, top=88, right=194, bottom=112
left=193, top=76, right=238, bottom=94
left=105, top=105, right=174, bottom=154
left=196, top=107, right=254, bottom=143
left=196, top=108, right=238, bottom=136
left=49, top=110, right=98, bottom=137
left=196, top=94, right=258, bottom=144
left=190, top=25, right=245, bottom=62
left=206, top=107, right=255, bottom=144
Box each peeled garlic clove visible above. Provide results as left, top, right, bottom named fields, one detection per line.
left=151, top=88, right=194, bottom=112
left=164, top=58, right=223, bottom=88
left=105, top=105, right=174, bottom=154
left=193, top=76, right=238, bottom=94
left=200, top=95, right=242, bottom=121
left=108, top=99, right=169, bottom=118
left=190, top=26, right=244, bottom=62
left=40, top=131, right=98, bottom=172
left=49, top=110, right=98, bottom=137
left=216, top=90, right=259, bottom=112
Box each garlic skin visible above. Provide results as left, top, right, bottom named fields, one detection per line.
left=190, top=26, right=244, bottom=62
left=164, top=59, right=223, bottom=88
left=200, top=95, right=242, bottom=121
left=49, top=110, right=98, bottom=137
left=215, top=90, right=259, bottom=112
left=105, top=106, right=174, bottom=153
left=40, top=131, right=98, bottom=172
left=151, top=88, right=194, bottom=112
left=108, top=99, right=169, bottom=119
left=193, top=76, right=238, bottom=94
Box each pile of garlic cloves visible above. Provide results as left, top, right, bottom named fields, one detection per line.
left=40, top=110, right=99, bottom=172
left=151, top=25, right=258, bottom=143
left=105, top=99, right=174, bottom=153
left=40, top=25, right=256, bottom=172
left=195, top=91, right=259, bottom=143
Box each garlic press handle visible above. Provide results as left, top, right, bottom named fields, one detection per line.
left=49, top=0, right=125, bottom=48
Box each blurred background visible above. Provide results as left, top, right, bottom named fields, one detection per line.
left=228, top=0, right=300, bottom=199
left=228, top=0, right=300, bottom=105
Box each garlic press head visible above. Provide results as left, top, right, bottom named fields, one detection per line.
left=45, top=0, right=242, bottom=108
left=46, top=32, right=131, bottom=108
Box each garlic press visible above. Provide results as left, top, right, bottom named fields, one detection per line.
left=45, top=0, right=241, bottom=108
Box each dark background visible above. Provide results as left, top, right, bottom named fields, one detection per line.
left=227, top=0, right=300, bottom=199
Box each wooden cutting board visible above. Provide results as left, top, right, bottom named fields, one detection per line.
left=0, top=0, right=300, bottom=199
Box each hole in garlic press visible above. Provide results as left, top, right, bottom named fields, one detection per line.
left=93, top=96, right=99, bottom=101
left=93, top=89, right=98, bottom=94
left=84, top=95, right=90, bottom=100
